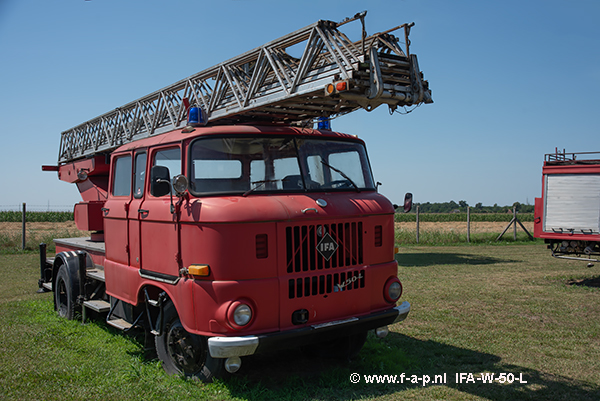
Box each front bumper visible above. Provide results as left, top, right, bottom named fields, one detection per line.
left=208, top=301, right=410, bottom=358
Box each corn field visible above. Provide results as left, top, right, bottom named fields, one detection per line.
left=395, top=212, right=534, bottom=223
left=0, top=211, right=74, bottom=223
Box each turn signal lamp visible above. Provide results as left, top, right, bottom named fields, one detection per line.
left=188, top=264, right=210, bottom=277
left=325, top=80, right=350, bottom=96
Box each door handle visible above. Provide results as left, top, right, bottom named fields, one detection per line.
left=138, top=209, right=149, bottom=214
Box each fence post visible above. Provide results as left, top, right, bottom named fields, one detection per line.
left=416, top=205, right=420, bottom=244
left=467, top=206, right=471, bottom=243
left=21, top=203, right=26, bottom=250
left=513, top=206, right=517, bottom=241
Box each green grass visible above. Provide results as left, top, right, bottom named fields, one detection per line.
left=395, top=228, right=537, bottom=246
left=1, top=246, right=599, bottom=400
left=0, top=229, right=85, bottom=254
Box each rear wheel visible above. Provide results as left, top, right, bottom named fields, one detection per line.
left=155, top=301, right=224, bottom=382
left=55, top=264, right=78, bottom=320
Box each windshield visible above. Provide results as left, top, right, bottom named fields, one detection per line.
left=188, top=136, right=375, bottom=195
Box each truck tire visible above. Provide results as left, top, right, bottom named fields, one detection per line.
left=55, top=264, right=77, bottom=320
left=155, top=301, right=224, bottom=382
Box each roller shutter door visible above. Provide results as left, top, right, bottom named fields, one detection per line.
left=544, top=174, right=600, bottom=234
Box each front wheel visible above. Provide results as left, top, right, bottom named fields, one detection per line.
left=155, top=301, right=224, bottom=382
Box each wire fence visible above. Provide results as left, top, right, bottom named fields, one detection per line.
left=396, top=206, right=534, bottom=244
left=0, top=204, right=74, bottom=212
left=0, top=203, right=75, bottom=250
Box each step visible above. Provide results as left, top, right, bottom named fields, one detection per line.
left=86, top=269, right=105, bottom=282
left=83, top=299, right=110, bottom=313
left=106, top=318, right=133, bottom=331
left=42, top=282, right=52, bottom=291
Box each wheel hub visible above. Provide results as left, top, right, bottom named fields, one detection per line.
left=166, top=322, right=205, bottom=373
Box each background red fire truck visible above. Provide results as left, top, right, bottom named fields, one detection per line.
left=40, top=12, right=432, bottom=381
left=534, top=149, right=600, bottom=267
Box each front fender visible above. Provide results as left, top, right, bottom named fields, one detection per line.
left=52, top=251, right=93, bottom=309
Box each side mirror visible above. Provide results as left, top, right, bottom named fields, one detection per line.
left=403, top=192, right=413, bottom=213
left=150, top=165, right=171, bottom=197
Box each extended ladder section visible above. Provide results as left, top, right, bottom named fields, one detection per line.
left=58, top=12, right=432, bottom=164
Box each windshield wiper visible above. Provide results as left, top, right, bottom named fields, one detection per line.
left=321, top=161, right=360, bottom=192
left=243, top=179, right=279, bottom=197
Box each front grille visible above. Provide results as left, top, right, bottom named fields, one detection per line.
left=288, top=269, right=365, bottom=299
left=285, top=222, right=363, bottom=273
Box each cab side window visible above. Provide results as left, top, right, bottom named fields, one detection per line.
left=133, top=152, right=147, bottom=198
left=112, top=155, right=132, bottom=197
left=153, top=148, right=181, bottom=179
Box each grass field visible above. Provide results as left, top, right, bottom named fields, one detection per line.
left=0, top=221, right=88, bottom=254
left=1, top=242, right=599, bottom=400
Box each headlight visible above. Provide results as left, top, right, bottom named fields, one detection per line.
left=232, top=303, right=252, bottom=326
left=388, top=282, right=401, bottom=300
left=384, top=278, right=402, bottom=303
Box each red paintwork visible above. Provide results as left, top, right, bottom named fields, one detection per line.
left=533, top=197, right=543, bottom=239
left=58, top=155, right=109, bottom=201
left=73, top=201, right=105, bottom=231
left=57, top=155, right=110, bottom=231
left=59, top=125, right=402, bottom=337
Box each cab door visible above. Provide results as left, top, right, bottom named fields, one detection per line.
left=139, top=146, right=182, bottom=278
left=104, top=153, right=132, bottom=266
left=127, top=151, right=147, bottom=269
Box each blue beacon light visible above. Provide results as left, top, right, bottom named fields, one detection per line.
left=188, top=106, right=207, bottom=127
left=317, top=117, right=331, bottom=130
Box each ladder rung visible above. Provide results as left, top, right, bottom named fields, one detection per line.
left=83, top=300, right=110, bottom=313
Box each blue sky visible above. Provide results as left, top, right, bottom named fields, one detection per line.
left=1, top=0, right=598, bottom=211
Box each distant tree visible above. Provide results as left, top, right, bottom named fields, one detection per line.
left=520, top=204, right=534, bottom=213
left=409, top=201, right=535, bottom=214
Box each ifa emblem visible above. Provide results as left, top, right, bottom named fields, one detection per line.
left=316, top=232, right=338, bottom=261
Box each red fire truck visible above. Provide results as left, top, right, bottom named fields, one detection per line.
left=40, top=13, right=432, bottom=381
left=534, top=149, right=600, bottom=266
